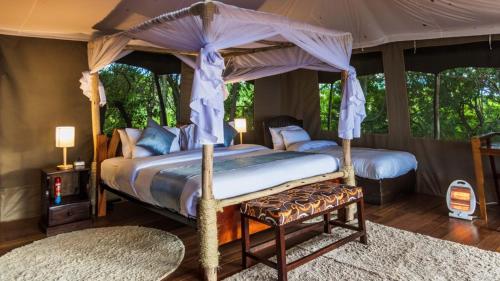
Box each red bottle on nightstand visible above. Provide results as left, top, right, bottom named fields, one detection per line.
left=54, top=177, right=62, bottom=205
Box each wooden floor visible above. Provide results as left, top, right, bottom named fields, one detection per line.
left=1, top=194, right=499, bottom=280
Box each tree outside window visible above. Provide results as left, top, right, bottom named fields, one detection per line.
left=224, top=82, right=255, bottom=129
left=407, top=67, right=499, bottom=141
left=99, top=64, right=255, bottom=134
left=99, top=63, right=181, bottom=135
left=319, top=73, right=388, bottom=134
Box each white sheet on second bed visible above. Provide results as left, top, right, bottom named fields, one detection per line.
left=287, top=140, right=417, bottom=180
left=101, top=144, right=339, bottom=217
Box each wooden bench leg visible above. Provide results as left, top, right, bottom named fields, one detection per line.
left=241, top=214, right=251, bottom=269
left=323, top=212, right=332, bottom=234
left=337, top=207, right=346, bottom=222
left=357, top=199, right=368, bottom=244
left=276, top=225, right=287, bottom=281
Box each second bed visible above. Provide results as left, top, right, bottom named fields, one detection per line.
left=263, top=116, right=418, bottom=204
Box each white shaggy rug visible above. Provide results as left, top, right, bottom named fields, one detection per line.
left=225, top=221, right=500, bottom=281
left=0, top=226, right=184, bottom=281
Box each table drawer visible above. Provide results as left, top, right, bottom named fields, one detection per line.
left=48, top=201, right=90, bottom=226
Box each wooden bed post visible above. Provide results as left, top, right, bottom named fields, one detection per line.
left=471, top=137, right=488, bottom=222
left=341, top=70, right=356, bottom=221
left=199, top=144, right=218, bottom=281
left=197, top=2, right=219, bottom=281
left=90, top=72, right=106, bottom=217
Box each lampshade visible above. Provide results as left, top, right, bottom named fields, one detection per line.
left=55, top=126, right=75, bottom=148
left=234, top=118, right=247, bottom=133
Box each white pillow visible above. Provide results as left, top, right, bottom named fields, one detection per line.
left=269, top=125, right=301, bottom=150
left=281, top=128, right=311, bottom=149
left=125, top=128, right=153, bottom=158
left=117, top=129, right=132, bottom=158
left=124, top=127, right=181, bottom=158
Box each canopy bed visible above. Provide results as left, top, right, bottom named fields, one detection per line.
left=81, top=1, right=366, bottom=280
left=263, top=116, right=418, bottom=205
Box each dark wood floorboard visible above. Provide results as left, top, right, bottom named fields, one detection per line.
left=0, top=194, right=498, bottom=280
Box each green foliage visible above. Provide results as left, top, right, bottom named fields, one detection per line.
left=319, top=82, right=341, bottom=131
left=359, top=74, right=389, bottom=134
left=224, top=82, right=255, bottom=129
left=407, top=68, right=500, bottom=141
left=99, top=64, right=254, bottom=135
left=406, top=71, right=435, bottom=138
left=99, top=63, right=179, bottom=135
left=319, top=73, right=389, bottom=134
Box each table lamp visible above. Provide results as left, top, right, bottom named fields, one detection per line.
left=234, top=118, right=247, bottom=144
left=56, top=126, right=75, bottom=170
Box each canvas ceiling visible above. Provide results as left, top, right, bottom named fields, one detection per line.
left=0, top=0, right=498, bottom=48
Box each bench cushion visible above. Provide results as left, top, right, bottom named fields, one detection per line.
left=241, top=181, right=362, bottom=225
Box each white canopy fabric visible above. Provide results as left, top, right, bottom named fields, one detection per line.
left=1, top=0, right=499, bottom=49
left=83, top=1, right=366, bottom=143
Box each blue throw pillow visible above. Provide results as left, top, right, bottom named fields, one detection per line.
left=216, top=122, right=238, bottom=147
left=136, top=119, right=176, bottom=155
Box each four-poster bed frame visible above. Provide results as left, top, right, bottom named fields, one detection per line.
left=96, top=129, right=346, bottom=245
left=85, top=2, right=364, bottom=280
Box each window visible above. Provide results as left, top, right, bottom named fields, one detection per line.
left=319, top=73, right=389, bottom=134
left=359, top=74, right=389, bottom=134
left=319, top=81, right=341, bottom=131
left=99, top=63, right=181, bottom=135
left=224, top=81, right=255, bottom=129
left=406, top=71, right=435, bottom=138
left=406, top=67, right=500, bottom=141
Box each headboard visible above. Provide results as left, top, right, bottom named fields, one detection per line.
left=262, top=115, right=303, bottom=148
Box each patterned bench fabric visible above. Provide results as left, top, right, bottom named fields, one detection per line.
left=241, top=181, right=363, bottom=226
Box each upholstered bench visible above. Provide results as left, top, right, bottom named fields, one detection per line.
left=240, top=180, right=367, bottom=281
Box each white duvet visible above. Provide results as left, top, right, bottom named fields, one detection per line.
left=287, top=140, right=418, bottom=180
left=101, top=144, right=338, bottom=217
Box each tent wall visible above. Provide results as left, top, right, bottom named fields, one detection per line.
left=179, top=62, right=194, bottom=125
left=254, top=74, right=285, bottom=144
left=281, top=70, right=321, bottom=139
left=0, top=35, right=92, bottom=222
left=254, top=69, right=321, bottom=144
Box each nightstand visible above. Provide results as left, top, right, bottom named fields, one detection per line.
left=40, top=167, right=92, bottom=235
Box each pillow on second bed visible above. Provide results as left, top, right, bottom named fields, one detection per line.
left=269, top=125, right=302, bottom=150
left=281, top=128, right=311, bottom=149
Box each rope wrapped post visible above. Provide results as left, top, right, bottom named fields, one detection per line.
left=90, top=73, right=106, bottom=217
left=340, top=70, right=356, bottom=221
left=195, top=2, right=220, bottom=280
left=199, top=144, right=219, bottom=281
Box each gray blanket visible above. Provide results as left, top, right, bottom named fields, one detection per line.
left=150, top=151, right=309, bottom=212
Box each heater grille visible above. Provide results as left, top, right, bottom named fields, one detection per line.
left=446, top=180, right=476, bottom=220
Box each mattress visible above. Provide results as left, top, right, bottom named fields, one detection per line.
left=101, top=144, right=339, bottom=217
left=287, top=140, right=418, bottom=180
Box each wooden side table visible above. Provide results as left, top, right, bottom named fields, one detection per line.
left=471, top=132, right=500, bottom=225
left=40, top=167, right=92, bottom=235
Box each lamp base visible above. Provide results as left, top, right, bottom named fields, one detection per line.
left=57, top=164, right=73, bottom=170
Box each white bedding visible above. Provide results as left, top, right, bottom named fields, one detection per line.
left=287, top=140, right=417, bottom=180
left=101, top=144, right=338, bottom=217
